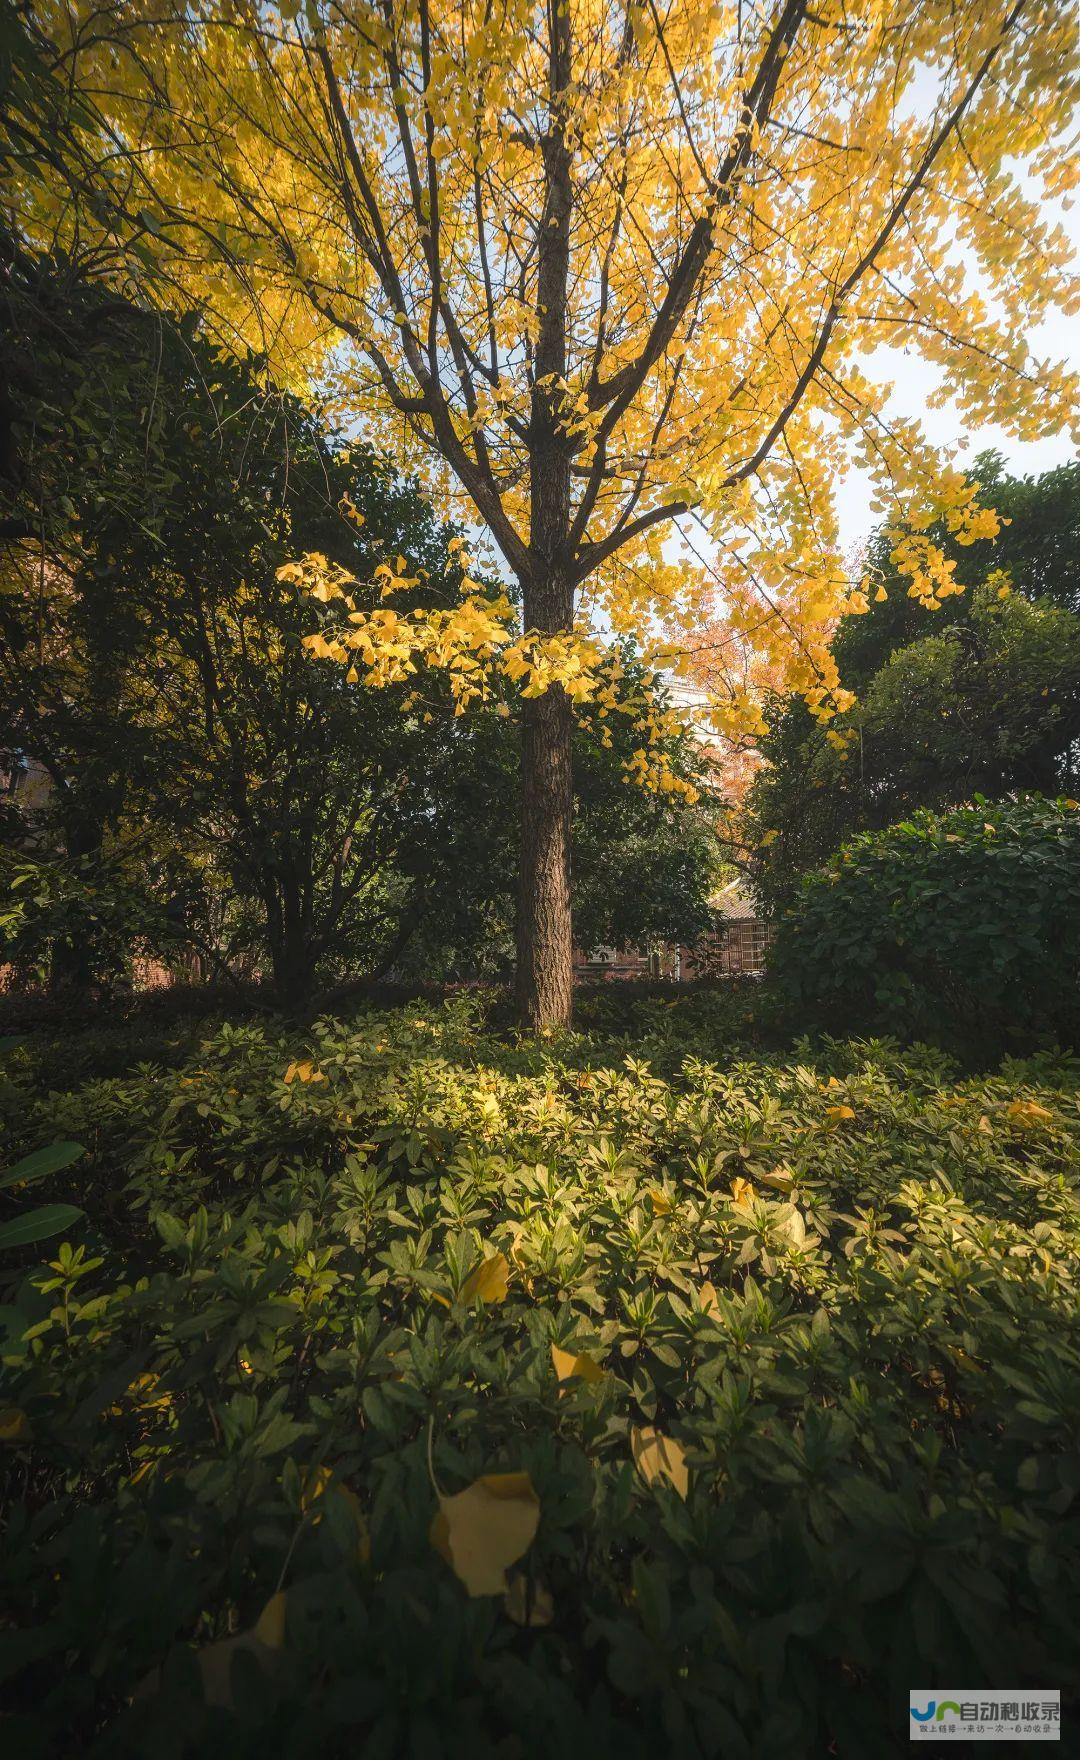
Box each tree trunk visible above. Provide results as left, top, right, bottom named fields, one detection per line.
left=516, top=678, right=574, bottom=1030
left=516, top=0, right=575, bottom=1031
left=49, top=805, right=105, bottom=998
left=516, top=569, right=575, bottom=1031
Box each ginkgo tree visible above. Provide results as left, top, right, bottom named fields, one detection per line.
left=10, top=0, right=1079, bottom=1025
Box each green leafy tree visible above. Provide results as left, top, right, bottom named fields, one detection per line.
left=2, top=262, right=718, bottom=1006
left=772, top=796, right=1080, bottom=1051
left=743, top=456, right=1080, bottom=912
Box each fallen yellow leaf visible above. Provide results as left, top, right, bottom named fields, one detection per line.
left=0, top=1407, right=31, bottom=1443
left=253, top=1590, right=287, bottom=1649
left=284, top=1060, right=325, bottom=1085
left=430, top=1471, right=540, bottom=1596
left=551, top=1343, right=605, bottom=1385
left=301, top=1466, right=370, bottom=1563
left=504, top=1574, right=554, bottom=1627
left=461, top=1251, right=510, bottom=1304
left=647, top=1187, right=673, bottom=1214
left=136, top=1592, right=287, bottom=1708
left=825, top=1104, right=856, bottom=1124
left=698, top=1281, right=719, bottom=1316
left=730, top=1177, right=753, bottom=1207
left=631, top=1426, right=688, bottom=1499
left=1005, top=1099, right=1054, bottom=1128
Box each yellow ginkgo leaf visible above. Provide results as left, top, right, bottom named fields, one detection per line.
left=430, top=1471, right=540, bottom=1596
left=284, top=1060, right=325, bottom=1085
left=1005, top=1099, right=1054, bottom=1127
left=461, top=1252, right=510, bottom=1304
left=504, top=1574, right=555, bottom=1627
left=301, top=1466, right=371, bottom=1563
left=760, top=828, right=779, bottom=846
left=0, top=1407, right=31, bottom=1443
left=825, top=1104, right=856, bottom=1124
left=730, top=1177, right=753, bottom=1207
left=551, top=1343, right=605, bottom=1385
left=647, top=1186, right=673, bottom=1214
left=253, top=1590, right=287, bottom=1649
left=760, top=1166, right=794, bottom=1192
left=196, top=1594, right=286, bottom=1706
left=698, top=1281, right=720, bottom=1316
left=137, top=1592, right=287, bottom=1707
left=631, top=1426, right=689, bottom=1500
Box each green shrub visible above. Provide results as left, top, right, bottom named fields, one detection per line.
left=1, top=998, right=1079, bottom=1757
left=772, top=796, right=1080, bottom=1052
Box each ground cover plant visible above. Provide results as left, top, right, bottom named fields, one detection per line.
left=2, top=993, right=1079, bottom=1757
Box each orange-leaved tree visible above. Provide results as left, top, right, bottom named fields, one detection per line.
left=11, top=0, right=1078, bottom=1025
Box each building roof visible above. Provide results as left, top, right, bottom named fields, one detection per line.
left=710, top=879, right=758, bottom=922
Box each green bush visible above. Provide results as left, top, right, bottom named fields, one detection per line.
left=772, top=796, right=1080, bottom=1052
left=1, top=998, right=1079, bottom=1757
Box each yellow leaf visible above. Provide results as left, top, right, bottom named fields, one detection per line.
left=253, top=1590, right=287, bottom=1649
left=195, top=1596, right=286, bottom=1706
left=698, top=1281, right=719, bottom=1316
left=647, top=1186, right=673, bottom=1214
left=461, top=1251, right=510, bottom=1304
left=730, top=1177, right=753, bottom=1207
left=550, top=1343, right=605, bottom=1385
left=760, top=1166, right=794, bottom=1192
left=504, top=1574, right=554, bottom=1627
left=631, top=1426, right=688, bottom=1499
left=301, top=1466, right=371, bottom=1563
left=430, top=1472, right=540, bottom=1596
left=760, top=828, right=779, bottom=846
left=0, top=1407, right=31, bottom=1443
left=284, top=1060, right=324, bottom=1084
left=825, top=1104, right=856, bottom=1124
left=1005, top=1099, right=1054, bottom=1128
left=136, top=1591, right=288, bottom=1707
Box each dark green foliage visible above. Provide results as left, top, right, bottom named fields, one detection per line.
left=2, top=996, right=1079, bottom=1756
left=1, top=263, right=717, bottom=1003
left=743, top=455, right=1080, bottom=912
left=773, top=797, right=1080, bottom=1052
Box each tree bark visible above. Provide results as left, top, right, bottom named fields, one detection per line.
left=515, top=0, right=575, bottom=1031
left=516, top=657, right=574, bottom=1030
